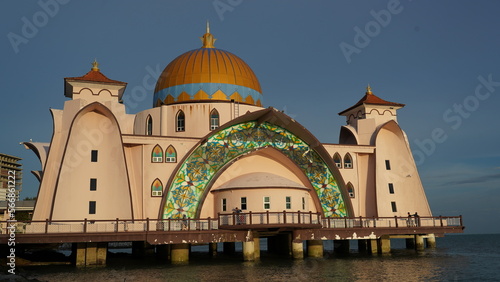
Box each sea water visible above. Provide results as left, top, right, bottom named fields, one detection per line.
left=10, top=234, right=500, bottom=281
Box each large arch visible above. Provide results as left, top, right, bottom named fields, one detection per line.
left=161, top=119, right=349, bottom=219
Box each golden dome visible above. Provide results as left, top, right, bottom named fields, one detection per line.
left=153, top=25, right=262, bottom=107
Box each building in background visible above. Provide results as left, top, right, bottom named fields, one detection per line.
left=0, top=153, right=22, bottom=201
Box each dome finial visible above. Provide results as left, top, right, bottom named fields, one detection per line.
left=200, top=21, right=216, bottom=48
left=366, top=84, right=373, bottom=95
left=91, top=59, right=99, bottom=71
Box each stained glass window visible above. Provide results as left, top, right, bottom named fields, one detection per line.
left=152, top=145, right=163, bottom=163
left=165, top=145, right=177, bottom=163
left=152, top=178, right=163, bottom=197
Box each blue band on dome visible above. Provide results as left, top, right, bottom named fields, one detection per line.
left=153, top=83, right=263, bottom=105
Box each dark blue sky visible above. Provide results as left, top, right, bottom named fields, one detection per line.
left=1, top=1, right=499, bottom=234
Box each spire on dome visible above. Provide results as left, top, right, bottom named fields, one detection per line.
left=200, top=21, right=216, bottom=48
left=91, top=59, right=99, bottom=71
left=366, top=84, right=372, bottom=95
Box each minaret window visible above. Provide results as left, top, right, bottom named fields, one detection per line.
left=90, top=178, right=97, bottom=191
left=391, top=201, right=397, bottom=212
left=388, top=183, right=394, bottom=194
left=89, top=201, right=96, bottom=214
left=165, top=145, right=177, bottom=163
left=333, top=153, right=342, bottom=168
left=176, top=110, right=185, bottom=132
left=151, top=178, right=163, bottom=197
left=146, top=115, right=153, bottom=135
left=344, top=153, right=353, bottom=169
left=91, top=150, right=98, bottom=162
left=152, top=145, right=163, bottom=163
left=210, top=109, right=219, bottom=130
left=347, top=182, right=355, bottom=198
left=385, top=160, right=391, bottom=170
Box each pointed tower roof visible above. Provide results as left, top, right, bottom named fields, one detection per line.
left=64, top=59, right=127, bottom=85
left=338, top=85, right=405, bottom=115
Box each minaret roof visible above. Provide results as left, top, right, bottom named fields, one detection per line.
left=64, top=60, right=127, bottom=85
left=338, top=86, right=405, bottom=115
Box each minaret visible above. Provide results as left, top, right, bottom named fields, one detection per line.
left=338, top=86, right=405, bottom=145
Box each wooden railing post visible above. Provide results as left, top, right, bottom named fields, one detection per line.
left=459, top=215, right=463, bottom=226
left=249, top=211, right=252, bottom=225
left=394, top=216, right=398, bottom=228
left=298, top=210, right=301, bottom=224
left=373, top=216, right=377, bottom=228
left=218, top=212, right=221, bottom=227
left=146, top=218, right=150, bottom=232
left=266, top=210, right=270, bottom=224
left=359, top=216, right=363, bottom=228
left=440, top=215, right=443, bottom=227
left=283, top=210, right=287, bottom=224
left=116, top=218, right=119, bottom=232
left=207, top=217, right=211, bottom=230
left=309, top=211, right=313, bottom=224
left=83, top=218, right=87, bottom=233
left=344, top=216, right=348, bottom=228
left=168, top=218, right=171, bottom=231
left=45, top=219, right=49, bottom=234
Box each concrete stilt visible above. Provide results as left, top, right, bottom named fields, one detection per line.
left=334, top=240, right=350, bottom=254
left=406, top=238, right=415, bottom=249
left=223, top=242, right=235, bottom=254
left=368, top=239, right=378, bottom=254
left=171, top=243, right=190, bottom=264
left=377, top=236, right=391, bottom=254
left=73, top=242, right=107, bottom=266
left=307, top=240, right=324, bottom=258
left=358, top=239, right=368, bottom=253
left=426, top=234, right=436, bottom=248
left=292, top=241, right=304, bottom=259
left=243, top=241, right=255, bottom=261
left=253, top=236, right=261, bottom=260
left=209, top=243, right=218, bottom=257
left=415, top=235, right=425, bottom=251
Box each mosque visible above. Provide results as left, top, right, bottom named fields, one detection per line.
left=20, top=24, right=448, bottom=264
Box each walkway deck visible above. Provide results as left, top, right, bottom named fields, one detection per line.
left=0, top=212, right=464, bottom=245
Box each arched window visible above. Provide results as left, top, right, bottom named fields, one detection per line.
left=176, top=110, right=185, bottom=132
left=344, top=153, right=353, bottom=169
left=146, top=115, right=153, bottom=136
left=152, top=144, right=163, bottom=163
left=165, top=145, right=177, bottom=163
left=210, top=109, right=219, bottom=130
left=333, top=153, right=342, bottom=169
left=151, top=178, right=163, bottom=197
left=347, top=182, right=355, bottom=198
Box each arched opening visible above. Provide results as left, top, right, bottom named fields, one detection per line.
left=344, top=153, right=353, bottom=169
left=333, top=153, right=342, bottom=169
left=176, top=110, right=185, bottom=132
left=151, top=178, right=163, bottom=197
left=165, top=145, right=177, bottom=163
left=210, top=109, right=219, bottom=130
left=146, top=115, right=153, bottom=135
left=347, top=182, right=355, bottom=198
left=152, top=144, right=163, bottom=163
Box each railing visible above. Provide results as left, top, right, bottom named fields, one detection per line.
left=0, top=213, right=463, bottom=235
left=218, top=211, right=321, bottom=226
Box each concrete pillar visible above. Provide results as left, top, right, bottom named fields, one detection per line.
left=405, top=238, right=415, bottom=249
left=209, top=243, right=218, bottom=257
left=223, top=242, right=235, bottom=254
left=377, top=236, right=391, bottom=254
left=171, top=244, right=190, bottom=264
left=426, top=234, right=436, bottom=248
left=242, top=241, right=255, bottom=261
left=74, top=243, right=86, bottom=267
left=368, top=239, right=378, bottom=254
left=253, top=237, right=261, bottom=260
left=96, top=243, right=107, bottom=265
left=292, top=241, right=304, bottom=259
left=358, top=240, right=368, bottom=253
left=415, top=235, right=425, bottom=251
left=334, top=240, right=350, bottom=254
left=73, top=242, right=107, bottom=266
left=307, top=240, right=324, bottom=258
